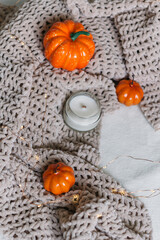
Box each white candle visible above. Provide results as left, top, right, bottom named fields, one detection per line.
left=63, top=91, right=101, bottom=132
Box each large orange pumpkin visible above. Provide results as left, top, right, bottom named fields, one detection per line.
left=43, top=20, right=95, bottom=71
left=116, top=80, right=144, bottom=106
left=43, top=162, right=75, bottom=195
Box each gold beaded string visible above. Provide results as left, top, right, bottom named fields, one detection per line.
left=40, top=85, right=49, bottom=146
left=3, top=32, right=58, bottom=207
left=100, top=155, right=160, bottom=199
left=10, top=33, right=50, bottom=145
left=3, top=127, right=80, bottom=208
left=1, top=31, right=57, bottom=206
left=1, top=121, right=160, bottom=200
left=9, top=32, right=41, bottom=71
left=9, top=149, right=81, bottom=207
left=100, top=155, right=160, bottom=170
left=35, top=193, right=81, bottom=208
left=3, top=116, right=160, bottom=201
left=22, top=155, right=40, bottom=192
left=15, top=0, right=22, bottom=5
left=9, top=29, right=50, bottom=146
left=19, top=180, right=80, bottom=208
left=3, top=122, right=81, bottom=207
left=0, top=125, right=27, bottom=142
left=110, top=187, right=160, bottom=199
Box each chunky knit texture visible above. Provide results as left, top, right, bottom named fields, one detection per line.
left=0, top=0, right=159, bottom=239
left=69, top=0, right=160, bottom=130
left=115, top=3, right=160, bottom=130
left=0, top=4, right=16, bottom=30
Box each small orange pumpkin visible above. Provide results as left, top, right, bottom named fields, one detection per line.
left=43, top=20, right=95, bottom=71
left=43, top=162, right=75, bottom=195
left=116, top=80, right=144, bottom=106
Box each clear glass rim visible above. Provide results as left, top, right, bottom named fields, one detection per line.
left=62, top=108, right=101, bottom=132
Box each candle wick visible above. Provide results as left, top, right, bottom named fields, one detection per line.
left=82, top=105, right=87, bottom=109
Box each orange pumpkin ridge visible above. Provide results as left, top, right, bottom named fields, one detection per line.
left=43, top=20, right=95, bottom=71
left=43, top=162, right=75, bottom=195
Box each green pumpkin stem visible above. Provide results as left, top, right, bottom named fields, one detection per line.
left=70, top=31, right=90, bottom=41
left=130, top=80, right=134, bottom=87
left=54, top=164, right=60, bottom=173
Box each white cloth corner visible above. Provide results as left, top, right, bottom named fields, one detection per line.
left=100, top=105, right=160, bottom=240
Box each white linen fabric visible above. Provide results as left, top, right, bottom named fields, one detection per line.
left=100, top=105, right=160, bottom=240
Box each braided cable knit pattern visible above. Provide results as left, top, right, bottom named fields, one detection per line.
left=0, top=0, right=155, bottom=239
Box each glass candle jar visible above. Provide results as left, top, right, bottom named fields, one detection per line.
left=63, top=91, right=101, bottom=132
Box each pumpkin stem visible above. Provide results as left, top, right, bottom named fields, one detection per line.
left=54, top=164, right=60, bottom=173
left=130, top=80, right=134, bottom=87
left=70, top=31, right=90, bottom=41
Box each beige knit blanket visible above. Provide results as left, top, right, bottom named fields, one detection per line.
left=1, top=0, right=160, bottom=239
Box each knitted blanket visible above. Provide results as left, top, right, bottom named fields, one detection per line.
left=1, top=0, right=160, bottom=239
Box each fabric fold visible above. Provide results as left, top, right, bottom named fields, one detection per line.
left=0, top=144, right=152, bottom=239
left=66, top=0, right=128, bottom=79
left=115, top=3, right=160, bottom=130
left=66, top=0, right=150, bottom=18
left=58, top=190, right=149, bottom=240
left=0, top=4, right=16, bottom=30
